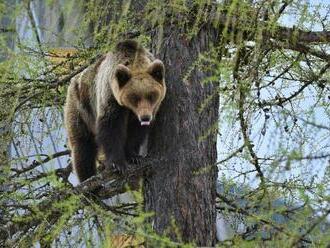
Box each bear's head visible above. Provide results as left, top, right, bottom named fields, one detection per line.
left=112, top=41, right=166, bottom=126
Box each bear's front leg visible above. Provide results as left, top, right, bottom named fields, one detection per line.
left=125, top=113, right=150, bottom=163
left=96, top=105, right=129, bottom=174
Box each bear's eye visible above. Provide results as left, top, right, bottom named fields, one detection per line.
left=146, top=92, right=158, bottom=103
left=129, top=94, right=141, bottom=106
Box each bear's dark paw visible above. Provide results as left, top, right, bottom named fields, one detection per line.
left=108, top=159, right=128, bottom=175
left=128, top=156, right=143, bottom=165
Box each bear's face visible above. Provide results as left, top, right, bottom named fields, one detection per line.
left=115, top=60, right=166, bottom=126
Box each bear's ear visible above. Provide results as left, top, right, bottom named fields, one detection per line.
left=148, top=59, right=165, bottom=84
left=115, top=40, right=139, bottom=54
left=115, top=64, right=131, bottom=88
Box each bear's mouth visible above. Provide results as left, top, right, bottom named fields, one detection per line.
left=140, top=121, right=151, bottom=126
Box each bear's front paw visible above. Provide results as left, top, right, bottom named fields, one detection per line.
left=128, top=156, right=143, bottom=165
left=107, top=159, right=128, bottom=174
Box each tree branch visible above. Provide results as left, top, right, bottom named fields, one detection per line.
left=291, top=208, right=330, bottom=246
left=2, top=158, right=155, bottom=244
left=211, top=11, right=330, bottom=43
left=273, top=40, right=330, bottom=61
left=10, top=150, right=70, bottom=178
left=260, top=62, right=330, bottom=107
left=217, top=193, right=313, bottom=244
left=275, top=26, right=330, bottom=43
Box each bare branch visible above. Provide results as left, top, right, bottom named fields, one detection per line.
left=10, top=150, right=70, bottom=178
left=260, top=62, right=330, bottom=107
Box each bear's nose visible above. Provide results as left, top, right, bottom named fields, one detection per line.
left=140, top=115, right=152, bottom=126
left=141, top=115, right=151, bottom=122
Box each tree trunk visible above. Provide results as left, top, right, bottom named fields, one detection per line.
left=144, top=25, right=219, bottom=245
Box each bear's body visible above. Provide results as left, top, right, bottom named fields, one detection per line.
left=64, top=40, right=166, bottom=182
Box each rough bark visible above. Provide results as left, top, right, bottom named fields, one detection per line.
left=144, top=25, right=219, bottom=245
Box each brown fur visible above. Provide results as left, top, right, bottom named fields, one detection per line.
left=64, top=40, right=166, bottom=182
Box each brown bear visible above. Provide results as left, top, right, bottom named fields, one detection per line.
left=64, top=40, right=166, bottom=182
